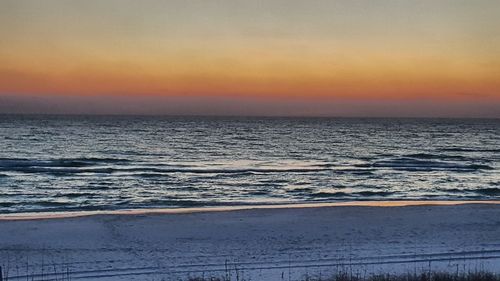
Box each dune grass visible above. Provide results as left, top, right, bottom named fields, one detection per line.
left=187, top=271, right=500, bottom=281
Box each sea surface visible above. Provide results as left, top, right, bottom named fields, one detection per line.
left=0, top=115, right=499, bottom=213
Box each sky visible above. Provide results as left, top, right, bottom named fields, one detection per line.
left=1, top=0, right=499, bottom=117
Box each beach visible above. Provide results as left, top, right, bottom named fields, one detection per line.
left=2, top=0, right=500, bottom=280
left=1, top=202, right=499, bottom=280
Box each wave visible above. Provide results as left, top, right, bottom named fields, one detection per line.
left=247, top=190, right=270, bottom=195
left=357, top=157, right=493, bottom=172
left=403, top=153, right=470, bottom=161
left=474, top=188, right=500, bottom=196
left=287, top=187, right=314, bottom=193
left=439, top=188, right=467, bottom=193
left=439, top=187, right=500, bottom=197
left=0, top=157, right=130, bottom=168
left=0, top=202, right=16, bottom=207
left=311, top=192, right=350, bottom=198
left=310, top=190, right=395, bottom=198
left=440, top=148, right=500, bottom=153
left=0, top=204, right=114, bottom=214
left=0, top=160, right=335, bottom=176
left=54, top=192, right=98, bottom=198
left=225, top=182, right=285, bottom=188
left=355, top=191, right=395, bottom=197
left=0, top=157, right=355, bottom=177
left=34, top=201, right=73, bottom=207
left=138, top=199, right=225, bottom=207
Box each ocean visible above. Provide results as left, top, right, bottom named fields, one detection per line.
left=0, top=115, right=499, bottom=213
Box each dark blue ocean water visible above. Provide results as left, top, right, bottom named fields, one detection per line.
left=0, top=115, right=499, bottom=213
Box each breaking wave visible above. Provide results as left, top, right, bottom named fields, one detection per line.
left=358, top=157, right=493, bottom=172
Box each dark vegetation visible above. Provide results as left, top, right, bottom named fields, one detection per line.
left=0, top=260, right=498, bottom=281
left=187, top=271, right=500, bottom=281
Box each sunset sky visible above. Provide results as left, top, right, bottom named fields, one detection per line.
left=1, top=0, right=499, bottom=117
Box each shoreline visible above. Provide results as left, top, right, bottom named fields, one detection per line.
left=1, top=200, right=499, bottom=221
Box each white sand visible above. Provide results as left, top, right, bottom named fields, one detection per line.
left=1, top=202, right=500, bottom=281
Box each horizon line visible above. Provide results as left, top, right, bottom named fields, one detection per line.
left=0, top=112, right=499, bottom=120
